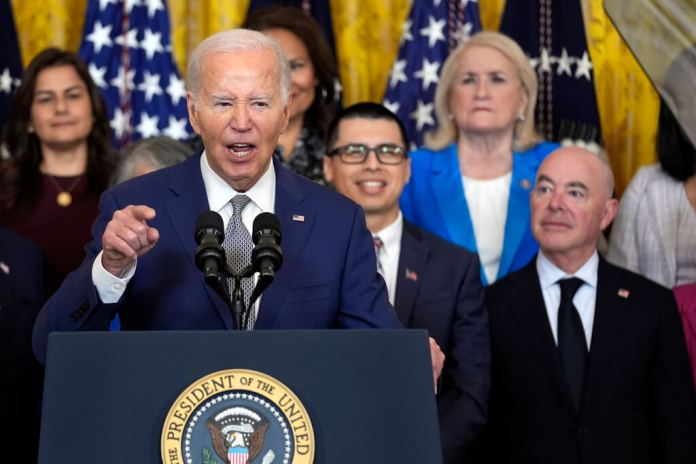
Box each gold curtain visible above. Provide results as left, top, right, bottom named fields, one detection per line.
left=331, top=0, right=411, bottom=105
left=168, top=0, right=250, bottom=76
left=12, top=0, right=88, bottom=64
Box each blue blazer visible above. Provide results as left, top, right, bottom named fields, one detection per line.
left=400, top=142, right=558, bottom=285
left=33, top=154, right=401, bottom=362
left=396, top=221, right=489, bottom=462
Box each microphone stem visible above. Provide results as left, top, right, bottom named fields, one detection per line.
left=231, top=277, right=246, bottom=331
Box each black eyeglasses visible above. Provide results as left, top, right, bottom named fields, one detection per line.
left=328, top=143, right=407, bottom=165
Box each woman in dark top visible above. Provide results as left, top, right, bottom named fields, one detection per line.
left=0, top=48, right=115, bottom=294
left=244, top=5, right=340, bottom=185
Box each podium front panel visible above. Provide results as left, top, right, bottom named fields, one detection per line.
left=39, top=330, right=442, bottom=463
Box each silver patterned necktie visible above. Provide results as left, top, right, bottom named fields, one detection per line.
left=222, top=195, right=256, bottom=330
left=373, top=236, right=385, bottom=276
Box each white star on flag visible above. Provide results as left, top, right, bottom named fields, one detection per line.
left=556, top=48, right=573, bottom=76
left=88, top=63, right=108, bottom=89
left=389, top=59, right=408, bottom=89
left=166, top=73, right=186, bottom=105
left=163, top=116, right=189, bottom=140
left=0, top=68, right=13, bottom=94
left=413, top=58, right=440, bottom=91
left=400, top=19, right=413, bottom=43
left=420, top=15, right=446, bottom=48
left=136, top=113, right=160, bottom=138
left=410, top=100, right=435, bottom=131
left=110, top=66, right=136, bottom=96
left=140, top=29, right=164, bottom=60
left=110, top=107, right=130, bottom=140
left=575, top=52, right=593, bottom=81
left=383, top=100, right=400, bottom=115
left=138, top=71, right=163, bottom=102
left=85, top=21, right=113, bottom=53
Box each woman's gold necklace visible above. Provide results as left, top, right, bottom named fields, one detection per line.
left=46, top=174, right=83, bottom=207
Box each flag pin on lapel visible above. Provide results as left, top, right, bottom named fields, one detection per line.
left=617, top=288, right=630, bottom=298
left=292, top=214, right=305, bottom=222
left=405, top=268, right=418, bottom=281
left=0, top=261, right=9, bottom=275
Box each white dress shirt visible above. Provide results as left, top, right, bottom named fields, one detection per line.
left=536, top=251, right=599, bottom=349
left=93, top=152, right=276, bottom=324
left=372, top=212, right=403, bottom=307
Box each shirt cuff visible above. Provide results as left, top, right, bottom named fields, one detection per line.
left=91, top=250, right=136, bottom=303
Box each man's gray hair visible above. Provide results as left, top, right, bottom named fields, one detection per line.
left=186, top=28, right=291, bottom=106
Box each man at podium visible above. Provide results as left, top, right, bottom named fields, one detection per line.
left=33, top=29, right=444, bottom=383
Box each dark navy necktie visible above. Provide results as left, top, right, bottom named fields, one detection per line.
left=557, top=277, right=587, bottom=411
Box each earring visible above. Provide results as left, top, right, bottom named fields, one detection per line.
left=517, top=111, right=526, bottom=122
left=28, top=125, right=35, bottom=133
left=447, top=113, right=454, bottom=121
left=321, top=86, right=328, bottom=99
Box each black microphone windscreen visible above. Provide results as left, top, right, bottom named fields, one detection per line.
left=195, top=211, right=224, bottom=243
left=252, top=212, right=281, bottom=244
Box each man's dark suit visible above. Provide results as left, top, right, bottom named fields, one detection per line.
left=33, top=154, right=402, bottom=362
left=0, top=227, right=45, bottom=460
left=395, top=221, right=489, bottom=463
left=485, top=256, right=696, bottom=464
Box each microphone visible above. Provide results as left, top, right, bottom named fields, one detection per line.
left=251, top=212, right=283, bottom=279
left=194, top=211, right=226, bottom=283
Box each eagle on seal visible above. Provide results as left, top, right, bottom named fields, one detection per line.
left=206, top=415, right=270, bottom=463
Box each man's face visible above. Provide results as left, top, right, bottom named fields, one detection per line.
left=530, top=148, right=618, bottom=263
left=187, top=49, right=289, bottom=192
left=323, top=117, right=410, bottom=222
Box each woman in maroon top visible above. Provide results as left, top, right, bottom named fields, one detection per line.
left=0, top=48, right=115, bottom=295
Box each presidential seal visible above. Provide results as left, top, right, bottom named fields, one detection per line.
left=161, top=369, right=314, bottom=464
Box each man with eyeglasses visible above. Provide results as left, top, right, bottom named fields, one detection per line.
left=323, top=102, right=490, bottom=463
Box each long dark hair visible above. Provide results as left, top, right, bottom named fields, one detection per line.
left=243, top=6, right=339, bottom=135
left=0, top=47, right=115, bottom=216
left=657, top=99, right=696, bottom=182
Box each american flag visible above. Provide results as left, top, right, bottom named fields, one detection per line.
left=228, top=447, right=249, bottom=464
left=384, top=0, right=481, bottom=149
left=0, top=0, right=22, bottom=132
left=79, top=0, right=193, bottom=150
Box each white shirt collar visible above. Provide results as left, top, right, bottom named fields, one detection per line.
left=372, top=211, right=403, bottom=261
left=200, top=151, right=276, bottom=214
left=537, top=250, right=599, bottom=290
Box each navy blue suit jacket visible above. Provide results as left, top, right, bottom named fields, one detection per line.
left=396, top=221, right=489, bottom=463
left=33, top=155, right=401, bottom=361
left=0, top=227, right=45, bottom=458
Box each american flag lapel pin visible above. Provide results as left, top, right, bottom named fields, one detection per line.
left=0, top=261, right=9, bottom=275
left=292, top=214, right=305, bottom=222
left=617, top=288, right=630, bottom=298
left=405, top=268, right=418, bottom=282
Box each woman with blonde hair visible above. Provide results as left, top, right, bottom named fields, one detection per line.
left=401, top=31, right=558, bottom=284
